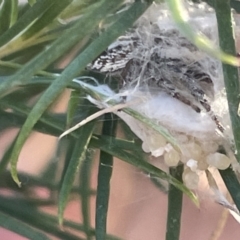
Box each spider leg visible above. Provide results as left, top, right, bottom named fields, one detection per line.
left=200, top=99, right=224, bottom=132
left=156, top=77, right=224, bottom=133
left=154, top=77, right=202, bottom=112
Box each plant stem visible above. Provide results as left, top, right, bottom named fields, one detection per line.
left=214, top=0, right=240, bottom=162
left=96, top=114, right=117, bottom=240
left=166, top=165, right=183, bottom=240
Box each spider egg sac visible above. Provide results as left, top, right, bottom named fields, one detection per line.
left=182, top=168, right=199, bottom=189
left=181, top=142, right=203, bottom=162
left=206, top=152, right=231, bottom=170
left=164, top=148, right=180, bottom=167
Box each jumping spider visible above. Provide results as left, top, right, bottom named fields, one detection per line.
left=88, top=26, right=224, bottom=132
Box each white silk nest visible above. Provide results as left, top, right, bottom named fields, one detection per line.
left=73, top=2, right=240, bottom=192
left=115, top=3, right=233, bottom=160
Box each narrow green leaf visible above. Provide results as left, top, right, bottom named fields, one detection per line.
left=79, top=151, right=94, bottom=239
left=58, top=137, right=76, bottom=191
left=10, top=0, right=18, bottom=27
left=214, top=0, right=240, bottom=163
left=90, top=137, right=199, bottom=206
left=166, top=165, right=183, bottom=240
left=58, top=121, right=96, bottom=225
left=0, top=60, right=56, bottom=77
left=0, top=0, right=18, bottom=34
left=8, top=0, right=149, bottom=186
left=0, top=211, right=50, bottom=240
left=0, top=0, right=56, bottom=48
left=22, top=0, right=73, bottom=39
left=200, top=0, right=240, bottom=13
left=1, top=0, right=19, bottom=28
left=219, top=168, right=240, bottom=212
left=96, top=114, right=117, bottom=240
left=67, top=90, right=82, bottom=128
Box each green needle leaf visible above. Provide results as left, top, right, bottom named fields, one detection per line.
left=96, top=114, right=118, bottom=240
left=0, top=0, right=18, bottom=35
left=166, top=165, right=183, bottom=240
left=58, top=120, right=96, bottom=226
left=214, top=0, right=240, bottom=163
left=79, top=151, right=94, bottom=239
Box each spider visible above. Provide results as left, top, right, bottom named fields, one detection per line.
left=87, top=26, right=224, bottom=133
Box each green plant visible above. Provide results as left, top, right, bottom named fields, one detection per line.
left=0, top=0, right=240, bottom=240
